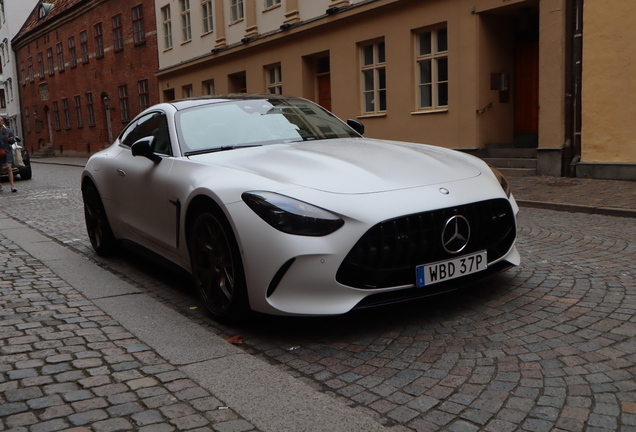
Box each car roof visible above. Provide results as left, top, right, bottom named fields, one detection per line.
left=168, top=94, right=303, bottom=111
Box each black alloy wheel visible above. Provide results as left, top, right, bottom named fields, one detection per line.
left=189, top=209, right=249, bottom=321
left=18, top=165, right=32, bottom=180
left=82, top=183, right=117, bottom=256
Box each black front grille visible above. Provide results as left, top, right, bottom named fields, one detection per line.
left=336, top=198, right=516, bottom=289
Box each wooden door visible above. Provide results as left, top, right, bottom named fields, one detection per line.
left=317, top=74, right=331, bottom=112
left=514, top=40, right=539, bottom=147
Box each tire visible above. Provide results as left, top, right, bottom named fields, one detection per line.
left=189, top=208, right=249, bottom=322
left=82, top=182, right=117, bottom=256
left=18, top=165, right=32, bottom=180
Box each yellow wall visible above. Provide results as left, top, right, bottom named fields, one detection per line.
left=581, top=1, right=636, bottom=163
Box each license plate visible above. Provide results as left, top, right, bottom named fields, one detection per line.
left=416, top=250, right=487, bottom=287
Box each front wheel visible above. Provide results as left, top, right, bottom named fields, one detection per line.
left=189, top=209, right=249, bottom=322
left=82, top=182, right=117, bottom=256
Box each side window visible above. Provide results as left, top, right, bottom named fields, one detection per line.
left=120, top=112, right=172, bottom=156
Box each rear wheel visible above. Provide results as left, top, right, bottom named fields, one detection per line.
left=189, top=208, right=249, bottom=321
left=82, top=183, right=117, bottom=256
left=18, top=165, right=32, bottom=180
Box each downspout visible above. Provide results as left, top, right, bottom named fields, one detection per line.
left=563, top=0, right=574, bottom=176
left=572, top=0, right=583, bottom=173
left=565, top=0, right=584, bottom=177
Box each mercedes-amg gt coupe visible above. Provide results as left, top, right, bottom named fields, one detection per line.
left=81, top=95, right=519, bottom=321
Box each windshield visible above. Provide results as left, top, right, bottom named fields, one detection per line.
left=176, top=98, right=359, bottom=154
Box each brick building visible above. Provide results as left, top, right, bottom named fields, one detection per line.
left=12, top=0, right=159, bottom=156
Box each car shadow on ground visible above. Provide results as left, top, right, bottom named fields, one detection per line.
left=106, top=241, right=518, bottom=346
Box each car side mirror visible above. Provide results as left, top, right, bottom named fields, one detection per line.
left=347, top=119, right=365, bottom=136
left=131, top=136, right=162, bottom=164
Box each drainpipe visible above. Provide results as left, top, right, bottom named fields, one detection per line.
left=565, top=0, right=584, bottom=177
left=563, top=0, right=574, bottom=176
left=572, top=0, right=583, bottom=173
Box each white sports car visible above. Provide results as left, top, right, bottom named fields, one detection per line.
left=81, top=95, right=519, bottom=320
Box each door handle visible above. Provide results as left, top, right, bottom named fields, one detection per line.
left=117, top=169, right=126, bottom=177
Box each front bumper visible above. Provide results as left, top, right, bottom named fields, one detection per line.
left=226, top=176, right=520, bottom=317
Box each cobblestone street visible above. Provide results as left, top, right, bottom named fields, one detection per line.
left=2, top=162, right=636, bottom=431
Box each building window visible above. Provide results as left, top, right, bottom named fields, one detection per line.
left=20, top=62, right=26, bottom=85
left=68, top=37, right=77, bottom=68
left=202, top=0, right=213, bottom=34
left=138, top=79, right=150, bottom=111
left=182, top=84, right=193, bottom=98
left=161, top=6, right=172, bottom=50
left=28, top=57, right=34, bottom=82
left=56, top=42, right=65, bottom=72
left=94, top=23, right=104, bottom=58
left=119, top=85, right=130, bottom=121
left=265, top=0, right=281, bottom=9
left=113, top=14, right=124, bottom=51
left=0, top=89, right=5, bottom=109
left=74, top=95, right=83, bottom=127
left=52, top=101, right=61, bottom=130
left=180, top=0, right=191, bottom=43
left=80, top=31, right=89, bottom=63
left=132, top=5, right=145, bottom=45
left=25, top=107, right=31, bottom=132
left=62, top=98, right=71, bottom=129
left=231, top=0, right=244, bottom=23
left=86, top=92, right=95, bottom=126
left=266, top=64, right=282, bottom=94
left=34, top=105, right=40, bottom=132
left=360, top=40, right=386, bottom=114
left=202, top=79, right=215, bottom=95
left=47, top=48, right=54, bottom=75
left=416, top=27, right=448, bottom=109
left=37, top=52, right=44, bottom=79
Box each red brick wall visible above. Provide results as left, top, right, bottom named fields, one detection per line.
left=14, top=0, right=159, bottom=156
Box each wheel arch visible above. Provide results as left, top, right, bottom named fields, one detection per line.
left=184, top=195, right=235, bottom=254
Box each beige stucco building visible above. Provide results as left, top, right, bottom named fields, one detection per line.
left=155, top=0, right=582, bottom=178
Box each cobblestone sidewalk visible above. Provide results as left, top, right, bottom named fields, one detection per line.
left=0, top=232, right=257, bottom=432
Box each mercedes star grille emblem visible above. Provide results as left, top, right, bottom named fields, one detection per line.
left=441, top=215, right=470, bottom=254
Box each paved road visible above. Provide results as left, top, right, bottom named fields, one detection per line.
left=2, top=163, right=636, bottom=431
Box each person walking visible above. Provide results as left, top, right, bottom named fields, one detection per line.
left=0, top=116, right=17, bottom=193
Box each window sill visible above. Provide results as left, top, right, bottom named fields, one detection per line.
left=357, top=113, right=387, bottom=119
left=264, top=4, right=281, bottom=12
left=411, top=108, right=448, bottom=115
left=201, top=30, right=214, bottom=37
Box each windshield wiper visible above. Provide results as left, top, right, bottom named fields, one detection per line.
left=184, top=144, right=262, bottom=156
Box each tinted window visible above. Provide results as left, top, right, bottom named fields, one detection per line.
left=120, top=112, right=172, bottom=155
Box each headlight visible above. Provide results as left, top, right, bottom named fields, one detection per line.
left=488, top=165, right=511, bottom=198
left=242, top=191, right=344, bottom=236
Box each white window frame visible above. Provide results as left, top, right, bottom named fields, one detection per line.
left=202, top=79, right=215, bottom=95
left=266, top=64, right=282, bottom=94
left=161, top=6, right=173, bottom=50
left=230, top=0, right=244, bottom=23
left=360, top=40, right=386, bottom=115
left=415, top=26, right=448, bottom=111
left=180, top=0, right=192, bottom=43
left=202, top=0, right=213, bottom=34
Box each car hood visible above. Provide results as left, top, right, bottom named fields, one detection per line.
left=192, top=138, right=482, bottom=194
